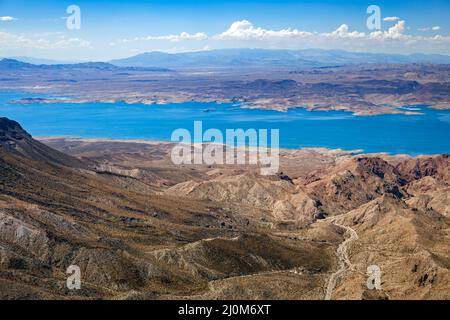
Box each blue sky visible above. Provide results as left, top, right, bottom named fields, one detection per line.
left=1, top=0, right=449, bottom=60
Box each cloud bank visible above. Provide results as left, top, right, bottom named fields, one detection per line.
left=0, top=19, right=449, bottom=58
left=0, top=16, right=17, bottom=21
left=0, top=31, right=91, bottom=49
left=383, top=16, right=401, bottom=22
left=114, top=19, right=449, bottom=55
left=418, top=26, right=441, bottom=32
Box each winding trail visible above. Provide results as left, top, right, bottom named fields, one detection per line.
left=324, top=221, right=359, bottom=300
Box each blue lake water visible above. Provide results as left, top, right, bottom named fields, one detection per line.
left=0, top=91, right=449, bottom=155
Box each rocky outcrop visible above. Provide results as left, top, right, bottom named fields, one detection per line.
left=396, top=154, right=450, bottom=183
left=0, top=210, right=51, bottom=261
left=304, top=157, right=406, bottom=215
left=166, top=173, right=320, bottom=221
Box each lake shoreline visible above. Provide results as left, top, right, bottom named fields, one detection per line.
left=2, top=91, right=450, bottom=155
left=8, top=95, right=435, bottom=117
left=37, top=136, right=450, bottom=158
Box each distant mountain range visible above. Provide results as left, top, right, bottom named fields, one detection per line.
left=2, top=49, right=450, bottom=71
left=0, top=58, right=171, bottom=72
left=110, top=48, right=450, bottom=69
left=4, top=56, right=79, bottom=65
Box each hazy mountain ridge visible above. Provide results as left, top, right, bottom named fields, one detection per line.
left=3, top=48, right=450, bottom=71
left=110, top=49, right=450, bottom=69
left=0, top=58, right=172, bottom=72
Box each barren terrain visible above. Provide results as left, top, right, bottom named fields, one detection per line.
left=0, top=117, right=449, bottom=299
left=1, top=59, right=449, bottom=116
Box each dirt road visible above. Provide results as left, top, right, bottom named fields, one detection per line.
left=324, top=221, right=359, bottom=300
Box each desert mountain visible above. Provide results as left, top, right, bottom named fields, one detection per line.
left=303, top=155, right=450, bottom=215
left=166, top=173, right=320, bottom=222
left=0, top=117, right=86, bottom=168
left=0, top=118, right=332, bottom=299
left=304, top=157, right=407, bottom=215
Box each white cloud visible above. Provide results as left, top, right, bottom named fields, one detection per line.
left=6, top=19, right=445, bottom=57
left=0, top=16, right=17, bottom=21
left=368, top=21, right=406, bottom=40
left=118, top=32, right=207, bottom=44
left=383, top=16, right=401, bottom=22
left=144, top=32, right=207, bottom=42
left=382, top=20, right=406, bottom=39
left=208, top=20, right=450, bottom=54
left=327, top=24, right=365, bottom=38
left=214, top=20, right=413, bottom=43
left=215, top=20, right=312, bottom=40
left=0, top=31, right=91, bottom=49
left=215, top=20, right=410, bottom=42
left=111, top=20, right=448, bottom=53
left=418, top=26, right=441, bottom=32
